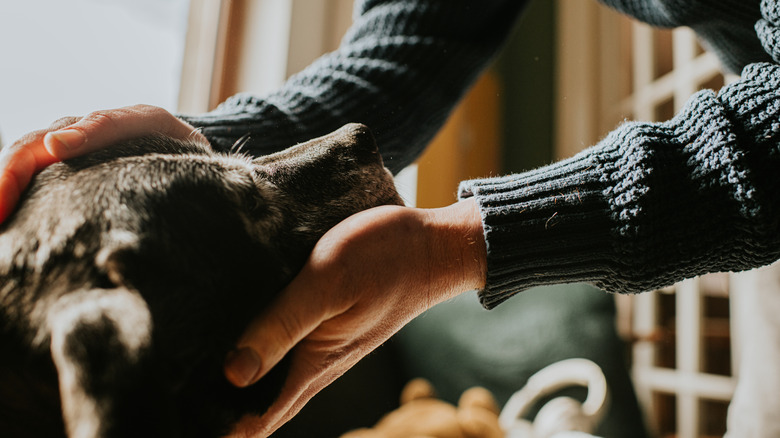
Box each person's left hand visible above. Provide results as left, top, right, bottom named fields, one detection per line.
left=224, top=200, right=487, bottom=437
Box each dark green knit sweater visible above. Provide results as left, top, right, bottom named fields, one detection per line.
left=182, top=0, right=780, bottom=309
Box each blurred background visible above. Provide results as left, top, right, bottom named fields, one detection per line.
left=0, top=1, right=753, bottom=437
left=0, top=0, right=190, bottom=143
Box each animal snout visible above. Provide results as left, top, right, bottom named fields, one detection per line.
left=338, top=123, right=384, bottom=166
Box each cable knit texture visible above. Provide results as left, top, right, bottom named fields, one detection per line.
left=599, top=0, right=770, bottom=73
left=461, top=64, right=780, bottom=308
left=757, top=0, right=780, bottom=63
left=178, top=0, right=780, bottom=309
left=181, top=0, right=528, bottom=174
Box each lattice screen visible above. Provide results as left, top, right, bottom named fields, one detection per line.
left=618, top=23, right=735, bottom=438
left=555, top=3, right=739, bottom=435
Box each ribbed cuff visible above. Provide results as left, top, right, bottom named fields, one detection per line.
left=459, top=151, right=613, bottom=309
left=459, top=83, right=761, bottom=309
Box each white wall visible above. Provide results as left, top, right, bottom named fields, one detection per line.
left=0, top=0, right=190, bottom=145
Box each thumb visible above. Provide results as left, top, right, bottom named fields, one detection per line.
left=43, top=104, right=206, bottom=160
left=224, top=279, right=325, bottom=388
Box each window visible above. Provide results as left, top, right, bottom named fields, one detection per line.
left=0, top=0, right=191, bottom=144
left=555, top=3, right=741, bottom=436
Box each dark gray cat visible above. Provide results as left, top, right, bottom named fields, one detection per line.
left=0, top=123, right=402, bottom=438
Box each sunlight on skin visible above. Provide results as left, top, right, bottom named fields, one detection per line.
left=0, top=105, right=206, bottom=224
left=0, top=137, right=59, bottom=223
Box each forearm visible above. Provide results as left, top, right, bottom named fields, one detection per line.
left=461, top=62, right=780, bottom=308
left=181, top=0, right=528, bottom=174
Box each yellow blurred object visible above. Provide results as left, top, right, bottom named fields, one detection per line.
left=416, top=70, right=502, bottom=208
left=340, top=378, right=504, bottom=438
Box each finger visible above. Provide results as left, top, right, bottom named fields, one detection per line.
left=232, top=343, right=359, bottom=438
left=42, top=104, right=207, bottom=159
left=0, top=170, right=21, bottom=224
left=0, top=135, right=58, bottom=223
left=265, top=340, right=377, bottom=435
left=224, top=274, right=330, bottom=388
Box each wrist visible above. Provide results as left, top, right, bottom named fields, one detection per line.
left=422, top=198, right=487, bottom=301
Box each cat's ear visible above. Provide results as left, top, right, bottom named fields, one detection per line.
left=47, top=287, right=169, bottom=438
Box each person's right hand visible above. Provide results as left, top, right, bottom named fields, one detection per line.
left=225, top=199, right=487, bottom=437
left=0, top=104, right=206, bottom=223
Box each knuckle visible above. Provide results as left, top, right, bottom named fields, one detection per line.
left=131, top=105, right=183, bottom=135
left=129, top=103, right=161, bottom=113
left=276, top=311, right=304, bottom=346
left=80, top=110, right=120, bottom=132
left=297, top=347, right=340, bottom=381
left=49, top=116, right=80, bottom=131
left=131, top=104, right=171, bottom=121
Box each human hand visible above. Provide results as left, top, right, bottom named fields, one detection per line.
left=225, top=199, right=487, bottom=437
left=0, top=104, right=206, bottom=223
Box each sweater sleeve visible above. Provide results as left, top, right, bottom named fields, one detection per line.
left=597, top=0, right=771, bottom=74
left=180, top=0, right=528, bottom=174
left=459, top=62, right=780, bottom=309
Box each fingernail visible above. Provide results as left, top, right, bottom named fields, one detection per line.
left=225, top=347, right=262, bottom=387
left=47, top=129, right=85, bottom=152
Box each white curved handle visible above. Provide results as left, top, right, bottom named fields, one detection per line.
left=499, top=358, right=609, bottom=437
